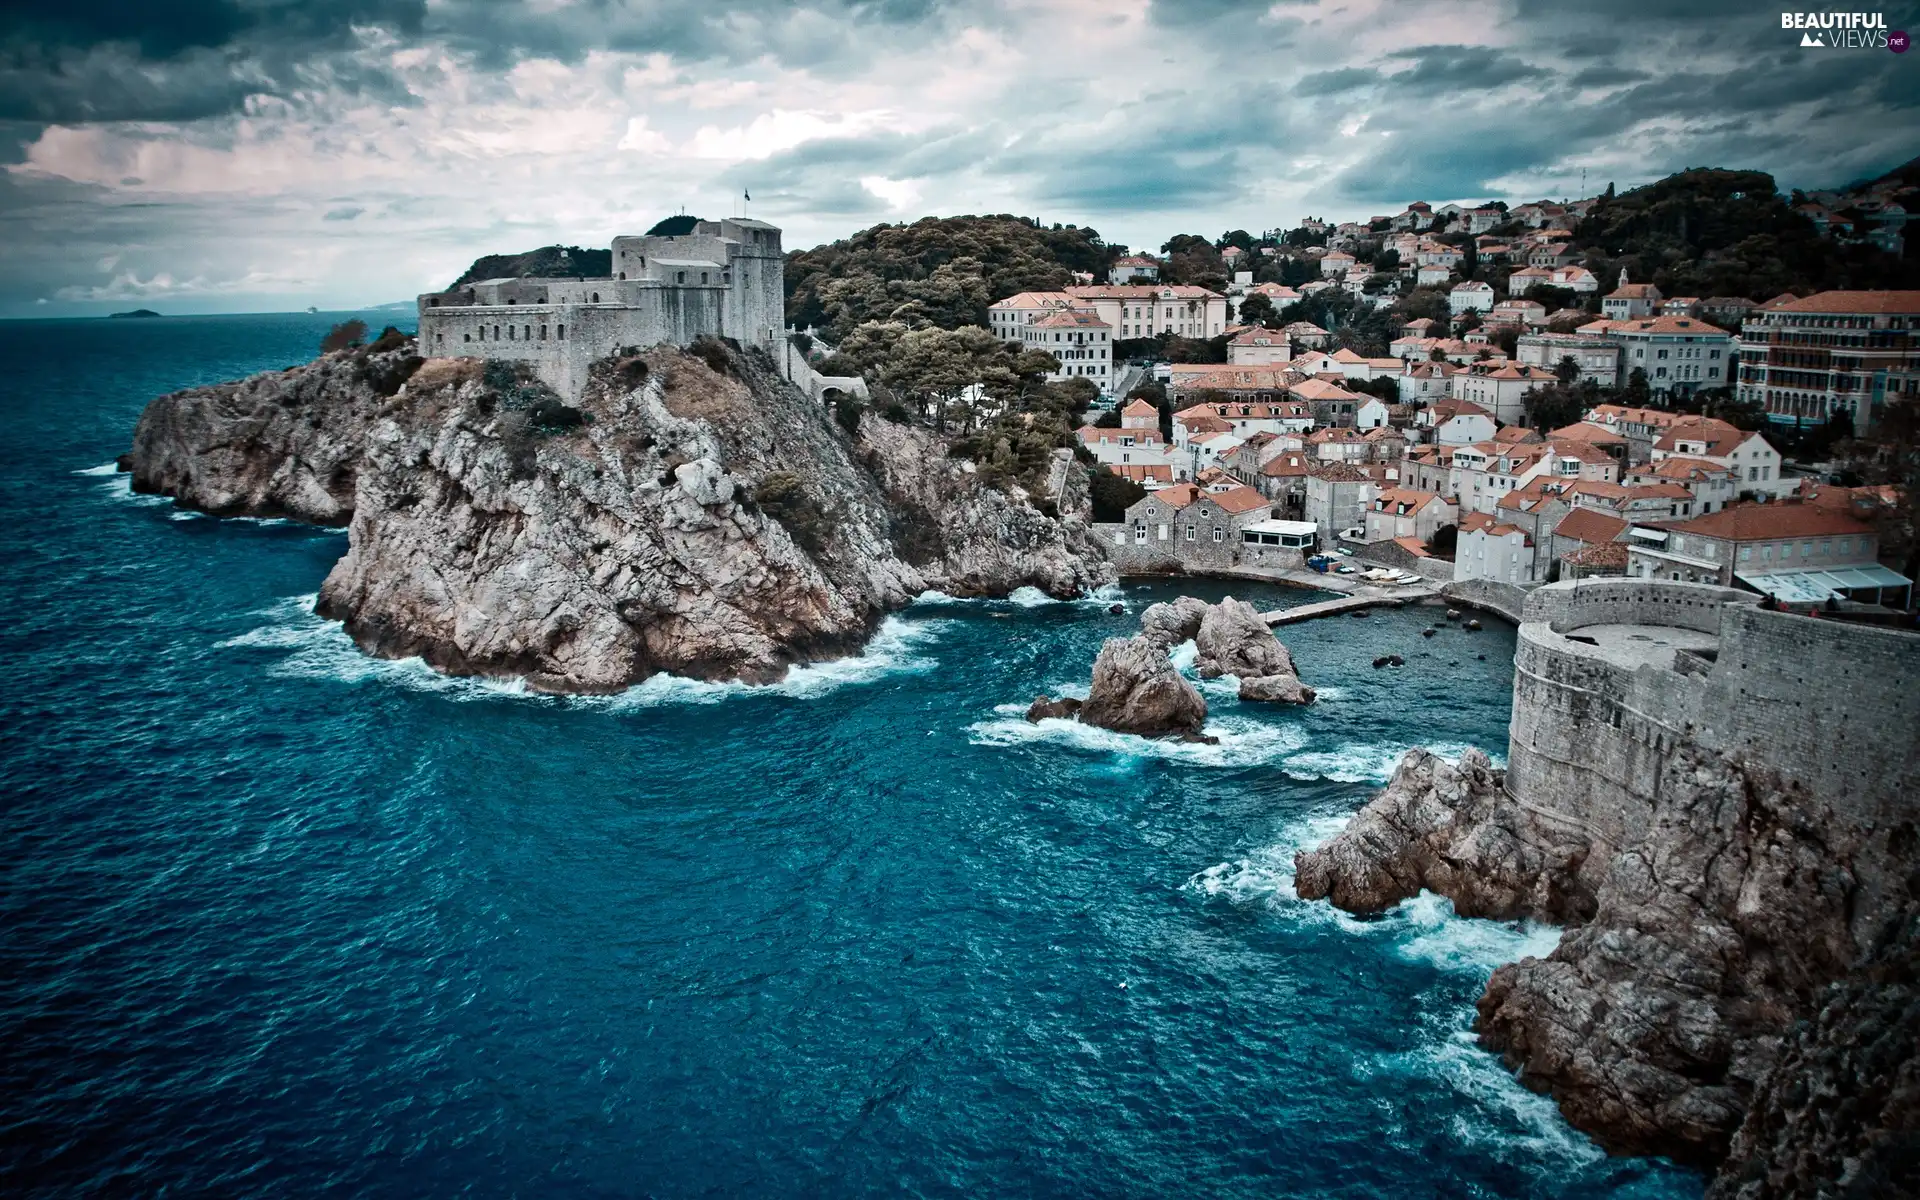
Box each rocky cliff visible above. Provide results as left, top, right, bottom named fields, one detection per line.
left=1297, top=743, right=1897, bottom=1173
left=125, top=337, right=1111, bottom=691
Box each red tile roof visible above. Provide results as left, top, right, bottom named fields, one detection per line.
left=1761, top=290, right=1920, bottom=316
left=1553, top=507, right=1628, bottom=545
left=1652, top=502, right=1875, bottom=541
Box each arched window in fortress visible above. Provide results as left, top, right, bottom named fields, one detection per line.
left=508, top=325, right=515, bottom=340
left=723, top=273, right=731, bottom=285
left=677, top=272, right=685, bottom=284
left=523, top=325, right=531, bottom=340
left=557, top=324, right=565, bottom=339
left=591, top=293, right=599, bottom=303
left=464, top=332, right=471, bottom=343
left=540, top=325, right=548, bottom=340
left=701, top=272, right=708, bottom=284
left=618, top=273, right=625, bottom=280
left=493, top=325, right=500, bottom=340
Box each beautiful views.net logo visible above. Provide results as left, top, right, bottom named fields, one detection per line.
left=1781, top=11, right=1906, bottom=49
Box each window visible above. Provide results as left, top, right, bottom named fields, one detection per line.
left=591, top=293, right=599, bottom=303
left=1134, top=523, right=1146, bottom=543
left=524, top=325, right=531, bottom=340
left=493, top=325, right=500, bottom=340
left=1213, top=528, right=1225, bottom=542
left=508, top=325, right=515, bottom=340
left=1185, top=525, right=1196, bottom=541
left=677, top=272, right=685, bottom=283
left=540, top=325, right=548, bottom=340
left=701, top=272, right=708, bottom=284
left=1739, top=545, right=1750, bottom=560
left=557, top=324, right=564, bottom=339
left=463, top=333, right=471, bottom=343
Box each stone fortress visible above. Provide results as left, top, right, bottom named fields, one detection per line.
left=1505, top=577, right=1919, bottom=912
left=414, top=218, right=786, bottom=398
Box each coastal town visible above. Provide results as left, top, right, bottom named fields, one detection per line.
left=776, top=170, right=1919, bottom=619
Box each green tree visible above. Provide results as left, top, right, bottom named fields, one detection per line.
left=1625, top=366, right=1651, bottom=405
left=1089, top=466, right=1148, bottom=523
left=1554, top=355, right=1581, bottom=385
left=1237, top=292, right=1280, bottom=328
left=321, top=319, right=368, bottom=353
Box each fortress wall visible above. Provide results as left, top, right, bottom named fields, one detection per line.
left=419, top=289, right=728, bottom=397
left=1508, top=624, right=1706, bottom=850
left=1506, top=580, right=1920, bottom=909
left=1696, top=607, right=1920, bottom=827
left=1523, top=577, right=1754, bottom=635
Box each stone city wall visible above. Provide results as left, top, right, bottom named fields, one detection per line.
left=1504, top=579, right=1920, bottom=906
left=420, top=290, right=727, bottom=398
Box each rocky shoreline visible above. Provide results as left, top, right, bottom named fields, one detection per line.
left=123, top=337, right=1112, bottom=692
left=1292, top=585, right=1920, bottom=1195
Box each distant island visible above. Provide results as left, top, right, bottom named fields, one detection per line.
left=108, top=309, right=161, bottom=319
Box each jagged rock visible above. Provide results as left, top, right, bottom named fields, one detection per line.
left=1239, top=673, right=1316, bottom=704
left=1294, top=747, right=1592, bottom=921
left=1107, top=603, right=1125, bottom=615
left=1709, top=904, right=1920, bottom=1199
left=1476, top=749, right=1858, bottom=1166
left=1193, top=597, right=1292, bottom=678
left=1465, top=619, right=1482, bottom=631
left=1138, top=595, right=1209, bottom=647
left=1188, top=597, right=1314, bottom=705
left=124, top=339, right=1114, bottom=692
left=1422, top=628, right=1436, bottom=638
left=122, top=344, right=416, bottom=524
left=1078, top=635, right=1207, bottom=736
left=1446, top=609, right=1461, bottom=621
left=1297, top=742, right=1873, bottom=1170
left=1024, top=695, right=1082, bottom=722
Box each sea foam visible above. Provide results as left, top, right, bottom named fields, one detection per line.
left=220, top=594, right=951, bottom=705
left=968, top=708, right=1309, bottom=769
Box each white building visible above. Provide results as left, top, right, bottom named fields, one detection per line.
left=1601, top=270, right=1662, bottom=321
left=1455, top=512, right=1534, bottom=583
left=1582, top=314, right=1733, bottom=397
left=1449, top=280, right=1495, bottom=316
left=1067, top=285, right=1228, bottom=341
left=1448, top=361, right=1559, bottom=424
left=1417, top=398, right=1497, bottom=446
left=1020, top=307, right=1114, bottom=391
left=1109, top=256, right=1160, bottom=284
left=1226, top=327, right=1293, bottom=365
left=1515, top=332, right=1621, bottom=387
left=1649, top=417, right=1788, bottom=497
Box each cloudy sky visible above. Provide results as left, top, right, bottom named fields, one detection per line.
left=2, top=0, right=1915, bottom=316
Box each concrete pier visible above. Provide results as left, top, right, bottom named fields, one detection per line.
left=1262, top=586, right=1439, bottom=626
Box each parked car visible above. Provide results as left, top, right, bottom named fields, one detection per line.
left=1336, top=565, right=1358, bottom=574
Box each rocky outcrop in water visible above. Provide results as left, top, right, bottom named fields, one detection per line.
left=1139, top=596, right=1208, bottom=648
left=1192, top=596, right=1315, bottom=705
left=1294, top=748, right=1590, bottom=922
left=1077, top=635, right=1207, bottom=737
left=1297, top=744, right=1873, bottom=1168
left=124, top=339, right=1111, bottom=691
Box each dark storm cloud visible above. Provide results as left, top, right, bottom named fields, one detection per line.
left=0, top=0, right=984, bottom=125
left=1383, top=45, right=1545, bottom=93
left=1294, top=67, right=1373, bottom=97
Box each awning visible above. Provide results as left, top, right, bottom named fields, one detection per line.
left=1628, top=527, right=1668, bottom=543
left=1736, top=564, right=1915, bottom=604
left=1243, top=519, right=1319, bottom=536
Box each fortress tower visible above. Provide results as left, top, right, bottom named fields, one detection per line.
left=413, top=218, right=786, bottom=398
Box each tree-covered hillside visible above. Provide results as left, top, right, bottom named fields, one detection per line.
left=784, top=216, right=1115, bottom=341
left=1572, top=169, right=1917, bottom=300
left=447, top=245, right=613, bottom=290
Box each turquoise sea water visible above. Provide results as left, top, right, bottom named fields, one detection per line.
left=0, top=313, right=1702, bottom=1197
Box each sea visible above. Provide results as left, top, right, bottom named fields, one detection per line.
left=0, top=312, right=1703, bottom=1198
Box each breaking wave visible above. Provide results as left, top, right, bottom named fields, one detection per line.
left=218, top=594, right=951, bottom=705
left=968, top=708, right=1309, bottom=768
